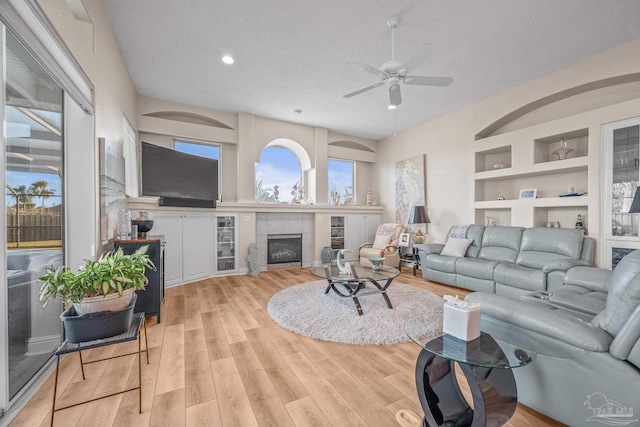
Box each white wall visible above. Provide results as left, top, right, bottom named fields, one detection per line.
left=375, top=39, right=640, bottom=247
left=37, top=0, right=139, bottom=255
left=136, top=98, right=380, bottom=206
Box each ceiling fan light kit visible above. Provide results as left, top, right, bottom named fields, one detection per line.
left=344, top=17, right=452, bottom=109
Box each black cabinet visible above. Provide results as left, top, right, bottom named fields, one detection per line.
left=115, top=236, right=165, bottom=323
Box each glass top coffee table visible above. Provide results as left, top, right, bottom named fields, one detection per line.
left=311, top=263, right=400, bottom=316
left=405, top=313, right=536, bottom=426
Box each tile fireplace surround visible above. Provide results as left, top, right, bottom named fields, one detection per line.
left=256, top=213, right=314, bottom=271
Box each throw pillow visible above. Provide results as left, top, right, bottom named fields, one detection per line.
left=440, top=238, right=473, bottom=257
left=372, top=234, right=392, bottom=249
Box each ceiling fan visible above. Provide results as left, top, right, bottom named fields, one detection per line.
left=344, top=17, right=453, bottom=109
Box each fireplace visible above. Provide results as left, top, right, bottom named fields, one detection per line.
left=267, top=234, right=302, bottom=270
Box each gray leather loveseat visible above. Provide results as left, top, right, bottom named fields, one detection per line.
left=465, top=249, right=640, bottom=426
left=419, top=226, right=595, bottom=297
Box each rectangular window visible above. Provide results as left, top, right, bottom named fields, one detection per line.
left=328, top=159, right=354, bottom=205
left=174, top=140, right=221, bottom=200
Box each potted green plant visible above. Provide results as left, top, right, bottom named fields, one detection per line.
left=40, top=245, right=156, bottom=315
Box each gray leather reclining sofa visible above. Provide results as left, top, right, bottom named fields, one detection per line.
left=466, top=250, right=640, bottom=426
left=418, top=225, right=595, bottom=297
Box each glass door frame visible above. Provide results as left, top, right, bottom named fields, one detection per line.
left=0, top=2, right=94, bottom=421
left=0, top=24, right=8, bottom=417
left=601, top=116, right=640, bottom=268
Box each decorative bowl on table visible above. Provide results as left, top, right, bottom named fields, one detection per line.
left=368, top=257, right=385, bottom=271
left=131, top=219, right=154, bottom=238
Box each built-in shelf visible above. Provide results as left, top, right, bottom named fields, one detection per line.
left=533, top=128, right=589, bottom=164
left=475, top=196, right=590, bottom=210
left=475, top=145, right=512, bottom=173
left=474, top=121, right=592, bottom=228
left=475, top=156, right=588, bottom=181
left=475, top=208, right=511, bottom=227
left=534, top=206, right=589, bottom=231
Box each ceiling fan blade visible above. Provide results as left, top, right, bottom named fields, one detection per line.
left=347, top=59, right=387, bottom=79
left=397, top=43, right=438, bottom=76
left=389, top=83, right=402, bottom=106
left=343, top=81, right=385, bottom=98
left=403, top=76, right=453, bottom=86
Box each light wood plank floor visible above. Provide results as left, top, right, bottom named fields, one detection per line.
left=9, top=268, right=565, bottom=427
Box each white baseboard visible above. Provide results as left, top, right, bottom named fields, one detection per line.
left=26, top=334, right=60, bottom=356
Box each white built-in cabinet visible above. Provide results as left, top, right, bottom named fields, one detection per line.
left=151, top=211, right=215, bottom=286
left=215, top=213, right=239, bottom=274
left=331, top=213, right=381, bottom=256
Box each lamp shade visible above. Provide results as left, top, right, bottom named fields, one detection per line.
left=630, top=187, right=640, bottom=213
left=408, top=205, right=430, bottom=224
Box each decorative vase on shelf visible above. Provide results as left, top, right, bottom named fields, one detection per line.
left=552, top=137, right=574, bottom=160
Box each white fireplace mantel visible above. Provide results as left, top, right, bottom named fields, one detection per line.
left=127, top=197, right=384, bottom=215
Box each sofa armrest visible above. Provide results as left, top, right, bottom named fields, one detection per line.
left=610, top=304, right=640, bottom=360
left=466, top=292, right=613, bottom=352
left=383, top=245, right=399, bottom=255
left=563, top=267, right=611, bottom=292
left=542, top=259, right=591, bottom=274
left=359, top=242, right=373, bottom=251
left=419, top=243, right=444, bottom=255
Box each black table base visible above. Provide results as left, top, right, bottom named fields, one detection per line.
left=322, top=265, right=394, bottom=316
left=415, top=349, right=517, bottom=427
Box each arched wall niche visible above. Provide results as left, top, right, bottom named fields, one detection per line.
left=476, top=73, right=640, bottom=140
left=142, top=110, right=234, bottom=129
left=329, top=140, right=375, bottom=153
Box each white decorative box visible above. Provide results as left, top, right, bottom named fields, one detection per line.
left=442, top=295, right=481, bottom=341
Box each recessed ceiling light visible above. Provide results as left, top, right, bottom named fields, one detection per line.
left=388, top=104, right=397, bottom=110
left=221, top=55, right=235, bottom=65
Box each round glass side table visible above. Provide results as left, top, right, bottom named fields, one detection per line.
left=405, top=313, right=536, bottom=427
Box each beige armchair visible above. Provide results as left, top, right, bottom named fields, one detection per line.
left=359, top=223, right=405, bottom=268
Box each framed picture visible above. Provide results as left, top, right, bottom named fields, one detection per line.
left=519, top=188, right=537, bottom=199
left=399, top=232, right=411, bottom=247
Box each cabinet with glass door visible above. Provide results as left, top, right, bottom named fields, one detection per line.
left=215, top=214, right=238, bottom=274
left=330, top=216, right=345, bottom=251
left=603, top=118, right=640, bottom=268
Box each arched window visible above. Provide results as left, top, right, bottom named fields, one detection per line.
left=255, top=146, right=302, bottom=203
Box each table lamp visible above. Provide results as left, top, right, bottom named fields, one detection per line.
left=409, top=205, right=430, bottom=244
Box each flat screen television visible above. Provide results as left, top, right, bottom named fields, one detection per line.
left=141, top=142, right=218, bottom=206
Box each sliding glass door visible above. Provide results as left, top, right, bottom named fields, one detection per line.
left=3, top=28, right=64, bottom=403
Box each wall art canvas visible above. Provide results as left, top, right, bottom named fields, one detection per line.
left=396, top=154, right=426, bottom=225
left=99, top=137, right=126, bottom=243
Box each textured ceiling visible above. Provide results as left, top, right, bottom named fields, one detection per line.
left=103, top=0, right=640, bottom=140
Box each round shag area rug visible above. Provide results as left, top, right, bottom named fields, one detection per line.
left=267, top=280, right=444, bottom=345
